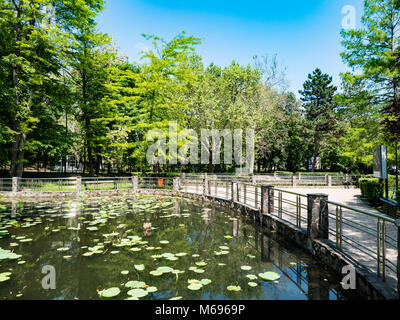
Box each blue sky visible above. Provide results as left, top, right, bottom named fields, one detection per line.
left=97, top=0, right=364, bottom=95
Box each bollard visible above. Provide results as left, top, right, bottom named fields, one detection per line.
left=261, top=185, right=274, bottom=215
left=12, top=177, right=19, bottom=193
left=173, top=178, right=180, bottom=192
left=307, top=193, right=329, bottom=240
left=292, top=175, right=297, bottom=187
left=76, top=177, right=82, bottom=195
left=203, top=179, right=210, bottom=196
left=132, top=176, right=139, bottom=193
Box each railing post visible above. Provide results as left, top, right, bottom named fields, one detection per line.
left=203, top=178, right=210, bottom=196
left=261, top=185, right=274, bottom=215
left=251, top=174, right=256, bottom=184
left=12, top=177, right=19, bottom=193
left=325, top=174, right=332, bottom=186
left=173, top=178, right=180, bottom=192
left=345, top=174, right=350, bottom=184
left=307, top=193, right=329, bottom=240
left=76, top=177, right=81, bottom=195
left=231, top=181, right=236, bottom=202
left=292, top=175, right=297, bottom=187
left=132, top=176, right=138, bottom=193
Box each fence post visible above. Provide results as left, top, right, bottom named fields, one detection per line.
left=251, top=174, right=256, bottom=184
left=231, top=181, right=236, bottom=202
left=261, top=185, right=274, bottom=215
left=12, top=177, right=19, bottom=193
left=76, top=177, right=81, bottom=195
left=325, top=174, right=332, bottom=186
left=292, top=175, right=297, bottom=187
left=203, top=178, right=210, bottom=196
left=173, top=178, right=180, bottom=192
left=132, top=176, right=139, bottom=193
left=307, top=193, right=329, bottom=240
left=345, top=174, right=350, bottom=184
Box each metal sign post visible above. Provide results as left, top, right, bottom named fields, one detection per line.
left=374, top=146, right=388, bottom=198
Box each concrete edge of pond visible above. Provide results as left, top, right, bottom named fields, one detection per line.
left=0, top=188, right=397, bottom=300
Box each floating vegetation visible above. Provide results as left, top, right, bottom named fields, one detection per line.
left=258, top=272, right=281, bottom=282
left=98, top=287, right=120, bottom=298
left=0, top=195, right=346, bottom=301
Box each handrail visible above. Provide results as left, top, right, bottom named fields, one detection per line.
left=324, top=200, right=396, bottom=224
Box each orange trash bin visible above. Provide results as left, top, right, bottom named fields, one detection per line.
left=157, top=178, right=164, bottom=187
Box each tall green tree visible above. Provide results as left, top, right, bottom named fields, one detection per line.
left=341, top=0, right=400, bottom=141
left=299, top=68, right=339, bottom=171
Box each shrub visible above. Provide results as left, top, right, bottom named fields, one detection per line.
left=359, top=178, right=384, bottom=204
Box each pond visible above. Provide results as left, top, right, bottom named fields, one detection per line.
left=0, top=195, right=361, bottom=300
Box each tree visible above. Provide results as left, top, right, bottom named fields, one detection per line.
left=341, top=0, right=400, bottom=141
left=1, top=1, right=63, bottom=177
left=56, top=0, right=114, bottom=175
left=299, top=68, right=339, bottom=171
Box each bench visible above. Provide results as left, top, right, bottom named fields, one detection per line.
left=380, top=197, right=398, bottom=218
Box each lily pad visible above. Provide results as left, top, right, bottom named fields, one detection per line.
left=187, top=283, right=203, bottom=291
left=146, top=286, right=158, bottom=293
left=241, top=266, right=252, bottom=271
left=127, top=288, right=148, bottom=298
left=99, top=287, right=120, bottom=298
left=227, top=285, right=241, bottom=292
left=134, top=264, right=145, bottom=271
left=248, top=282, right=258, bottom=287
left=258, top=272, right=281, bottom=281
left=125, top=281, right=145, bottom=288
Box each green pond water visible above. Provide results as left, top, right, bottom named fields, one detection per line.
left=0, top=195, right=361, bottom=300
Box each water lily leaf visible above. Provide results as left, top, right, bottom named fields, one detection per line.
left=200, top=279, right=212, bottom=286
left=160, top=240, right=169, bottom=244
left=170, top=296, right=183, bottom=300
left=146, top=286, right=158, bottom=293
left=195, top=261, right=207, bottom=267
left=149, top=270, right=163, bottom=276
left=175, top=252, right=187, bottom=257
left=248, top=282, right=258, bottom=287
left=121, top=270, right=129, bottom=275
left=258, top=272, right=281, bottom=281
left=246, top=274, right=258, bottom=280
left=187, top=283, right=203, bottom=291
left=227, top=285, right=241, bottom=292
left=134, top=264, right=145, bottom=271
left=157, top=266, right=174, bottom=274
left=125, top=281, right=146, bottom=288
left=241, top=266, right=252, bottom=271
left=99, top=287, right=120, bottom=298
left=127, top=288, right=148, bottom=298
left=224, top=235, right=233, bottom=240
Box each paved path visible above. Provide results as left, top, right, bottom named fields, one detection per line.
left=181, top=183, right=398, bottom=298
left=278, top=187, right=398, bottom=297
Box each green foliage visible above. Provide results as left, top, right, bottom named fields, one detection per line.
left=359, top=178, right=384, bottom=204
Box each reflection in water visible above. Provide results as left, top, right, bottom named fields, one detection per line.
left=0, top=195, right=359, bottom=300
